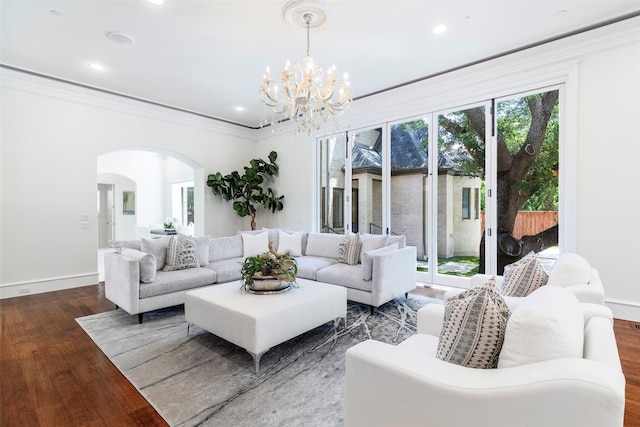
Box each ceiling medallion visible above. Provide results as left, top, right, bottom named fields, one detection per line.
left=259, top=0, right=352, bottom=135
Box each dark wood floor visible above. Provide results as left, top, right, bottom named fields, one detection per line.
left=1, top=284, right=639, bottom=426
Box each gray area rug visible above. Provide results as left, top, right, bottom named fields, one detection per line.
left=76, top=295, right=441, bottom=427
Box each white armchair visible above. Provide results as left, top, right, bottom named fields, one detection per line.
left=345, top=294, right=625, bottom=427
left=446, top=253, right=605, bottom=306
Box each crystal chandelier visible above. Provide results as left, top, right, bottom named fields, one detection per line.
left=259, top=1, right=352, bottom=134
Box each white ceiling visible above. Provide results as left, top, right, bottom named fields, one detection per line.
left=2, top=1, right=639, bottom=129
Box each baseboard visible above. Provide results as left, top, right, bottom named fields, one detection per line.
left=605, top=298, right=640, bottom=322
left=0, top=273, right=99, bottom=299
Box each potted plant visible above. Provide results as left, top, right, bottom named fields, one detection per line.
left=240, top=242, right=297, bottom=292
left=206, top=151, right=284, bottom=230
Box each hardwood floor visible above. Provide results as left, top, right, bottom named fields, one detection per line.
left=1, top=284, right=639, bottom=426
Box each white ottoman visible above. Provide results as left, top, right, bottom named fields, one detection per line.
left=184, top=278, right=347, bottom=373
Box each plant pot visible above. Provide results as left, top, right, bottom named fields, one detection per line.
left=249, top=276, right=290, bottom=292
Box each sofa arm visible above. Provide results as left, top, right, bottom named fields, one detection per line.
left=416, top=303, right=444, bottom=335
left=370, top=246, right=417, bottom=307
left=346, top=338, right=625, bottom=427
left=104, top=252, right=141, bottom=315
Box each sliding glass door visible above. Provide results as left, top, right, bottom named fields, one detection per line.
left=434, top=103, right=489, bottom=283
left=315, top=86, right=562, bottom=283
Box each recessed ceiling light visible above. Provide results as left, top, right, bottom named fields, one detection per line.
left=234, top=106, right=245, bottom=112
left=88, top=63, right=106, bottom=71
left=107, top=32, right=135, bottom=45
left=433, top=24, right=447, bottom=34
left=557, top=9, right=568, bottom=17
left=148, top=0, right=165, bottom=4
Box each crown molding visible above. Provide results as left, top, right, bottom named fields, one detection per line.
left=0, top=66, right=260, bottom=141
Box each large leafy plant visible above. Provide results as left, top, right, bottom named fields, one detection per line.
left=206, top=151, right=284, bottom=230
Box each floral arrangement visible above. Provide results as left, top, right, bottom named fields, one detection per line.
left=240, top=242, right=297, bottom=289
left=163, top=217, right=180, bottom=230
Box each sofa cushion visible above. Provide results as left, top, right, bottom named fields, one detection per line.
left=547, top=253, right=591, bottom=286
left=498, top=285, right=583, bottom=368
left=209, top=234, right=243, bottom=262
left=436, top=277, right=510, bottom=369
left=203, top=257, right=243, bottom=283
left=277, top=230, right=303, bottom=257
left=163, top=235, right=200, bottom=271
left=141, top=237, right=170, bottom=270
left=358, top=233, right=389, bottom=263
left=501, top=251, right=548, bottom=297
left=120, top=248, right=156, bottom=283
left=191, top=235, right=210, bottom=266
left=361, top=243, right=398, bottom=281
left=295, top=256, right=339, bottom=280
left=316, top=263, right=372, bottom=292
left=139, top=268, right=216, bottom=298
left=241, top=231, right=269, bottom=257
left=304, top=233, right=344, bottom=259
left=338, top=233, right=361, bottom=265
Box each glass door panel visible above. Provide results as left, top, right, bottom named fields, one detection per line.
left=389, top=118, right=430, bottom=272
left=318, top=134, right=347, bottom=234
left=435, top=106, right=486, bottom=278
left=495, top=89, right=560, bottom=274
left=350, top=127, right=384, bottom=234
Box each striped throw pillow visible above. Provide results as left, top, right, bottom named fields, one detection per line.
left=436, top=277, right=511, bottom=369
left=501, top=251, right=548, bottom=297
left=338, top=233, right=361, bottom=265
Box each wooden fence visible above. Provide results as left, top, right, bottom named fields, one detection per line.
left=481, top=211, right=558, bottom=239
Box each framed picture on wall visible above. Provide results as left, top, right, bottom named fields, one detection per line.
left=123, top=191, right=135, bottom=215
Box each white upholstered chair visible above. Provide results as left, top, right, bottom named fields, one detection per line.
left=446, top=252, right=605, bottom=306
left=345, top=286, right=625, bottom=427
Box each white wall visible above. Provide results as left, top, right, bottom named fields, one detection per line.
left=0, top=74, right=257, bottom=297
left=2, top=16, right=639, bottom=321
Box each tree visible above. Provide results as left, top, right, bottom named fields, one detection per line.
left=206, top=151, right=284, bottom=230
left=440, top=90, right=560, bottom=273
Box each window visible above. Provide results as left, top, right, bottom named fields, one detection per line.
left=462, top=187, right=471, bottom=219
left=474, top=188, right=480, bottom=219
left=172, top=181, right=194, bottom=227
left=333, top=188, right=344, bottom=229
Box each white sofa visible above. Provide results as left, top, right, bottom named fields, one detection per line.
left=105, top=228, right=417, bottom=322
left=345, top=286, right=625, bottom=427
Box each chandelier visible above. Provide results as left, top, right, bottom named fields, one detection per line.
left=259, top=0, right=352, bottom=134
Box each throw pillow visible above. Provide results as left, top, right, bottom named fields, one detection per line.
left=140, top=237, right=170, bottom=271
left=120, top=248, right=157, bottom=283
left=163, top=235, right=200, bottom=271
left=241, top=231, right=269, bottom=258
left=361, top=243, right=398, bottom=281
left=358, top=233, right=389, bottom=263
left=387, top=234, right=406, bottom=248
left=338, top=233, right=361, bottom=265
left=185, top=234, right=210, bottom=267
left=498, top=285, right=583, bottom=368
left=304, top=232, right=344, bottom=259
left=547, top=253, right=591, bottom=286
left=209, top=234, right=243, bottom=262
left=501, top=251, right=548, bottom=297
left=277, top=230, right=303, bottom=257
left=436, top=277, right=511, bottom=369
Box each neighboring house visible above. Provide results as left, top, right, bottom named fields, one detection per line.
left=320, top=126, right=482, bottom=261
